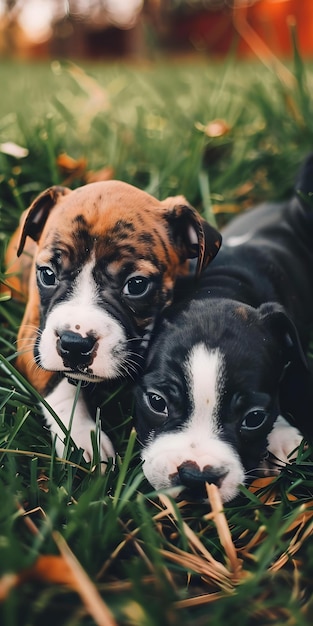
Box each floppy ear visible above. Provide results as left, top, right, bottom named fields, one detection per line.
left=17, top=186, right=71, bottom=256
left=295, top=152, right=313, bottom=207
left=160, top=195, right=222, bottom=275
left=259, top=302, right=313, bottom=439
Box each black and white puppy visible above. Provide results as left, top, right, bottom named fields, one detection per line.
left=135, top=154, right=313, bottom=502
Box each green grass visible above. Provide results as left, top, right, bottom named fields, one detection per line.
left=1, top=53, right=313, bottom=625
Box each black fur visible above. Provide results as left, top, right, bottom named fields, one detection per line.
left=135, top=154, right=313, bottom=492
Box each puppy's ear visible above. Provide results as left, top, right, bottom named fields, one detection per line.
left=259, top=302, right=313, bottom=438
left=259, top=303, right=308, bottom=368
left=161, top=195, right=222, bottom=275
left=17, top=186, right=71, bottom=256
left=295, top=152, right=313, bottom=207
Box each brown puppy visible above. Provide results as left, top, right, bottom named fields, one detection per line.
left=6, top=181, right=221, bottom=465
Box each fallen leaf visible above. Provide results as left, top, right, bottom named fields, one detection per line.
left=56, top=152, right=87, bottom=183
left=21, top=555, right=76, bottom=586
left=85, top=166, right=115, bottom=183
left=195, top=119, right=231, bottom=137
left=53, top=532, right=117, bottom=626
left=0, top=142, right=29, bottom=158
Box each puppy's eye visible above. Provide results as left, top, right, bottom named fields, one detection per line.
left=123, top=276, right=150, bottom=297
left=241, top=409, right=268, bottom=432
left=38, top=267, right=57, bottom=287
left=145, top=391, right=168, bottom=417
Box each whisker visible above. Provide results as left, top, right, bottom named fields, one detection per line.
left=14, top=348, right=35, bottom=358
left=126, top=336, right=152, bottom=350
left=125, top=337, right=143, bottom=343
left=18, top=323, right=41, bottom=329
left=16, top=324, right=43, bottom=335
left=115, top=356, right=142, bottom=381
left=245, top=467, right=280, bottom=479
left=17, top=335, right=40, bottom=344
left=123, top=355, right=145, bottom=378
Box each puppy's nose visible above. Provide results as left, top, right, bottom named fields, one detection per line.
left=57, top=330, right=97, bottom=368
left=177, top=460, right=228, bottom=492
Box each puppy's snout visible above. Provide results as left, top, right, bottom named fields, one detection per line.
left=57, top=330, right=97, bottom=368
left=177, top=460, right=228, bottom=493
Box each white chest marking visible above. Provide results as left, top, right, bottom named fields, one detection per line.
left=42, top=378, right=114, bottom=464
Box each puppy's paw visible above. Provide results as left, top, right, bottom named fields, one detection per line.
left=44, top=380, right=115, bottom=471
left=267, top=416, right=303, bottom=465
left=72, top=426, right=115, bottom=469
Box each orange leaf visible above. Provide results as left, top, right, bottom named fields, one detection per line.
left=56, top=152, right=87, bottom=174
left=249, top=476, right=276, bottom=492
left=20, top=555, right=76, bottom=587
left=85, top=166, right=115, bottom=183
left=0, top=574, right=19, bottom=601
left=195, top=119, right=231, bottom=137
left=56, top=152, right=87, bottom=184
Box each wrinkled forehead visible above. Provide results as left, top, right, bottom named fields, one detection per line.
left=145, top=304, right=279, bottom=391
left=149, top=302, right=263, bottom=357
left=60, top=180, right=160, bottom=208
left=42, top=183, right=164, bottom=235
left=36, top=185, right=174, bottom=267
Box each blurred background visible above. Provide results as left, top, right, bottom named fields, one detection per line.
left=1, top=6, right=313, bottom=623
left=1, top=0, right=313, bottom=61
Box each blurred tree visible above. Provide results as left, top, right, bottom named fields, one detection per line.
left=0, top=0, right=144, bottom=57
left=0, top=0, right=24, bottom=56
